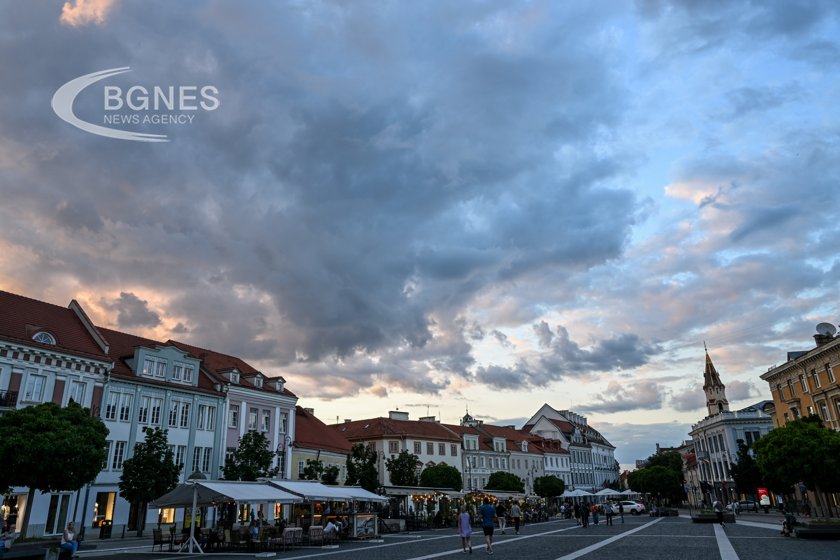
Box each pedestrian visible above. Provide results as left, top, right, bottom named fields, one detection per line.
left=591, top=503, right=599, bottom=525
left=60, top=522, right=80, bottom=558
left=713, top=500, right=725, bottom=527
left=803, top=501, right=811, bottom=518
left=581, top=502, right=590, bottom=528
left=479, top=498, right=497, bottom=554
left=457, top=505, right=473, bottom=554
left=734, top=501, right=740, bottom=516
left=495, top=501, right=507, bottom=534
left=510, top=502, right=522, bottom=535
left=573, top=503, right=580, bottom=526
left=618, top=502, right=624, bottom=524
left=605, top=503, right=613, bottom=526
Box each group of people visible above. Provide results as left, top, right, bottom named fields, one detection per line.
left=567, top=502, right=623, bottom=528
left=456, top=498, right=524, bottom=554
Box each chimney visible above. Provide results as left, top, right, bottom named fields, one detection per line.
left=419, top=416, right=436, bottom=422
left=389, top=410, right=409, bottom=420
left=344, top=419, right=352, bottom=423
left=304, top=407, right=314, bottom=415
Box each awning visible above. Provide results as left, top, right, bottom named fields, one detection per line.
left=382, top=485, right=464, bottom=498
left=478, top=491, right=525, bottom=500
left=150, top=481, right=301, bottom=508
left=269, top=480, right=388, bottom=502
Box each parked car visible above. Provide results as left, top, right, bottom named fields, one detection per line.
left=619, top=501, right=646, bottom=515
left=726, top=500, right=758, bottom=512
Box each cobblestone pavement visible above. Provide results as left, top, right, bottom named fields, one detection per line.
left=73, top=513, right=838, bottom=560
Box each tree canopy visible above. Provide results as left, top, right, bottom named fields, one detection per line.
left=754, top=418, right=840, bottom=494
left=628, top=465, right=682, bottom=504
left=419, top=464, right=463, bottom=491
left=345, top=443, right=379, bottom=492
left=385, top=450, right=420, bottom=486
left=322, top=464, right=340, bottom=485
left=534, top=475, right=565, bottom=499
left=484, top=471, right=524, bottom=493
left=222, top=430, right=277, bottom=481
left=301, top=459, right=324, bottom=481
left=119, top=427, right=181, bottom=532
left=729, top=439, right=763, bottom=500
left=0, top=402, right=109, bottom=537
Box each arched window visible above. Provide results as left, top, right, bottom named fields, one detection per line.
left=32, top=331, right=56, bottom=345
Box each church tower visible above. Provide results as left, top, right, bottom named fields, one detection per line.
left=703, top=346, right=730, bottom=416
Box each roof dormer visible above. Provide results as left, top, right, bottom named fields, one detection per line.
left=271, top=376, right=286, bottom=392
left=223, top=367, right=240, bottom=384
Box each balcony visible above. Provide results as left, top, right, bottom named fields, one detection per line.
left=0, top=390, right=18, bottom=408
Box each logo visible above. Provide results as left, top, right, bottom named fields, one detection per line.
left=52, top=67, right=219, bottom=142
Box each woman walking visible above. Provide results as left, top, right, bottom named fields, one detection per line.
left=457, top=505, right=473, bottom=554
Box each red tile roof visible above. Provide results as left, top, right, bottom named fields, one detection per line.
left=333, top=417, right=460, bottom=442
left=0, top=290, right=110, bottom=361
left=294, top=407, right=351, bottom=454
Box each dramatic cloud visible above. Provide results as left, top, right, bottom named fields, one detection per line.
left=1, top=1, right=839, bottom=448
left=101, top=292, right=161, bottom=329
left=60, top=0, right=116, bottom=27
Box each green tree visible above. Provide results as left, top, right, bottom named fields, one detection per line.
left=729, top=439, right=763, bottom=501
left=222, top=430, right=277, bottom=481
left=754, top=418, right=840, bottom=516
left=385, top=450, right=420, bottom=486
left=302, top=459, right=324, bottom=480
left=419, top=464, right=463, bottom=491
left=534, top=475, right=565, bottom=499
left=322, top=465, right=340, bottom=485
left=345, top=443, right=379, bottom=492
left=119, top=427, right=181, bottom=535
left=485, top=471, right=524, bottom=493
left=0, top=402, right=109, bottom=538
left=646, top=450, right=683, bottom=473
left=628, top=465, right=682, bottom=504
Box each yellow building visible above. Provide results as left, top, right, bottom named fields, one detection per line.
left=760, top=324, right=840, bottom=429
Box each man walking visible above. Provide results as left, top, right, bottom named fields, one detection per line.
left=510, top=502, right=522, bottom=535
left=479, top=498, right=498, bottom=554
left=618, top=502, right=624, bottom=524
left=713, top=500, right=725, bottom=528
left=495, top=501, right=507, bottom=534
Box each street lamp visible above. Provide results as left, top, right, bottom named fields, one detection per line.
left=277, top=435, right=292, bottom=479
left=186, top=469, right=207, bottom=554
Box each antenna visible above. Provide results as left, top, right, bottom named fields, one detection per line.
left=816, top=322, right=837, bottom=336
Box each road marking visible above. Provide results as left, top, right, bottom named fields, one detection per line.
left=553, top=517, right=664, bottom=560
left=734, top=520, right=784, bottom=531
left=714, top=524, right=739, bottom=560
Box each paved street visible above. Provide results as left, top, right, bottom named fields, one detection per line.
left=74, top=512, right=837, bottom=560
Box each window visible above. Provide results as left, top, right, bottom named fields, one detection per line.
left=119, top=393, right=131, bottom=422
left=298, top=461, right=305, bottom=476
left=202, top=448, right=212, bottom=472
left=23, top=373, right=47, bottom=402
left=229, top=404, right=239, bottom=428
left=249, top=408, right=258, bottom=430
left=169, top=401, right=179, bottom=427
left=150, top=398, right=162, bottom=425
left=174, top=445, right=186, bottom=468
left=112, top=441, right=127, bottom=470
left=138, top=396, right=150, bottom=424
left=280, top=412, right=288, bottom=433
left=451, top=444, right=457, bottom=456
left=253, top=376, right=263, bottom=388
left=142, top=357, right=166, bottom=378
left=438, top=443, right=445, bottom=455
left=32, top=331, right=56, bottom=345
left=197, top=404, right=208, bottom=430
left=820, top=402, right=829, bottom=421
left=206, top=405, right=216, bottom=431
left=106, top=392, right=119, bottom=420
left=68, top=380, right=85, bottom=405
left=389, top=441, right=399, bottom=454
left=193, top=447, right=202, bottom=472
left=172, top=362, right=194, bottom=384
left=261, top=411, right=271, bottom=432
left=812, top=369, right=821, bottom=389
left=800, top=374, right=808, bottom=392
left=414, top=441, right=421, bottom=454
left=479, top=457, right=485, bottom=468
left=426, top=442, right=434, bottom=455
left=180, top=402, right=191, bottom=428
left=827, top=364, right=835, bottom=383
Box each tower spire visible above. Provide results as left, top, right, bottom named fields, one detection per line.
left=703, top=347, right=729, bottom=416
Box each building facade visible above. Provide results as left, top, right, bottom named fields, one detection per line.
left=760, top=325, right=840, bottom=429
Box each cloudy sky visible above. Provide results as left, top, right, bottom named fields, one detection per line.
left=2, top=0, right=839, bottom=469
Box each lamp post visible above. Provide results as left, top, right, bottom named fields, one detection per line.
left=277, top=435, right=292, bottom=479
left=186, top=469, right=207, bottom=554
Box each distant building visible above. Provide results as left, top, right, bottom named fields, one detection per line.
left=688, top=349, right=773, bottom=505
left=291, top=406, right=351, bottom=483
left=523, top=404, right=619, bottom=491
